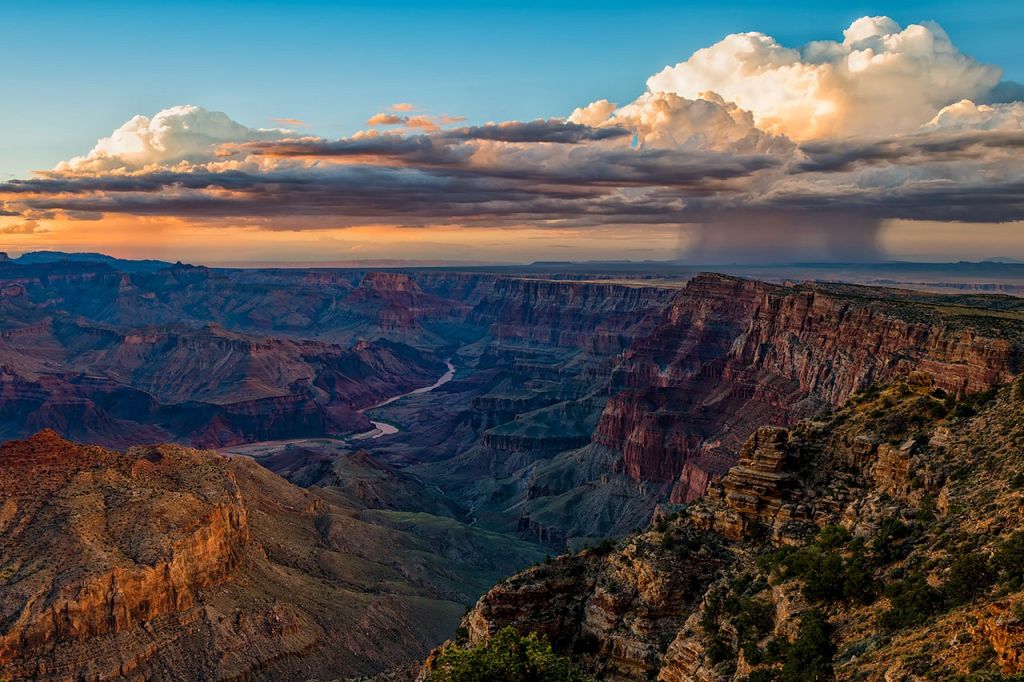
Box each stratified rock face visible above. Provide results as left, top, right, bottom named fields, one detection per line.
left=0, top=430, right=249, bottom=679
left=0, top=430, right=537, bottom=681
left=0, top=317, right=447, bottom=448
left=469, top=278, right=672, bottom=353
left=597, top=274, right=1020, bottom=501
left=462, top=531, right=729, bottom=682
left=438, top=378, right=1024, bottom=681
left=696, top=426, right=798, bottom=541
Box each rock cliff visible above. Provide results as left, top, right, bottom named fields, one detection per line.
left=597, top=274, right=1021, bottom=502
left=0, top=431, right=541, bottom=681
left=435, top=375, right=1024, bottom=680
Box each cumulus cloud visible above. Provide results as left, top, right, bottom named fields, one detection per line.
left=924, top=99, right=1024, bottom=131
left=575, top=91, right=791, bottom=153
left=3, top=16, right=1023, bottom=264
left=367, top=112, right=466, bottom=131
left=367, top=112, right=406, bottom=126
left=58, top=105, right=291, bottom=173
left=647, top=16, right=1002, bottom=139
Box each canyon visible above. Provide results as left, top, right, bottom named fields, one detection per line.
left=1, top=254, right=1023, bottom=679
left=0, top=430, right=543, bottom=680
left=437, top=375, right=1024, bottom=680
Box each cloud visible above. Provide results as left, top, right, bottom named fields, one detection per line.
left=58, top=105, right=292, bottom=173
left=0, top=220, right=44, bottom=234
left=390, top=103, right=416, bottom=112
left=924, top=99, right=1024, bottom=131
left=366, top=112, right=466, bottom=131
left=367, top=113, right=406, bottom=126
left=2, top=16, right=1022, bottom=264
left=446, top=119, right=630, bottom=144
left=271, top=117, right=307, bottom=127
left=578, top=91, right=792, bottom=153
left=982, top=81, right=1024, bottom=104
left=646, top=16, right=1002, bottom=140
left=405, top=116, right=440, bottom=131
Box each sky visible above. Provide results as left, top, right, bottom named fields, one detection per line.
left=1, top=0, right=1023, bottom=265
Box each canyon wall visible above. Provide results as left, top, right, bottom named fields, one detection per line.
left=0, top=430, right=542, bottom=681
left=596, top=273, right=1020, bottom=502
left=435, top=377, right=1024, bottom=681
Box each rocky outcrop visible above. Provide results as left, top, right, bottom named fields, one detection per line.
left=597, top=274, right=1021, bottom=502
left=460, top=531, right=729, bottom=681
left=438, top=378, right=1024, bottom=681
left=694, top=426, right=800, bottom=541
left=0, top=430, right=543, bottom=681
left=0, top=431, right=249, bottom=678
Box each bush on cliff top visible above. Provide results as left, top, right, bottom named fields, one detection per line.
left=429, top=627, right=593, bottom=682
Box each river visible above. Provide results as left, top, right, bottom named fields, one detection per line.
left=355, top=359, right=456, bottom=439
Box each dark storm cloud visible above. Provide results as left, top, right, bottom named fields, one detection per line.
left=1, top=165, right=692, bottom=226
left=0, top=138, right=784, bottom=227
left=441, top=120, right=631, bottom=143
left=794, top=130, right=1024, bottom=173
left=3, top=114, right=1024, bottom=229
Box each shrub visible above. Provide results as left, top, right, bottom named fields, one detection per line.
left=733, top=595, right=775, bottom=663
left=706, top=633, right=734, bottom=665
left=841, top=543, right=876, bottom=604
left=766, top=528, right=874, bottom=604
left=429, top=626, right=593, bottom=682
left=801, top=550, right=847, bottom=602
left=781, top=609, right=835, bottom=681
left=945, top=553, right=995, bottom=606
left=879, top=573, right=943, bottom=630
left=817, top=525, right=852, bottom=549
left=870, top=519, right=914, bottom=566
left=744, top=671, right=781, bottom=682
left=996, top=532, right=1024, bottom=589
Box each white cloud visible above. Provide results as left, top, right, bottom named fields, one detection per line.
left=924, top=99, right=1024, bottom=131
left=568, top=99, right=617, bottom=127
left=57, top=105, right=291, bottom=173
left=646, top=16, right=1002, bottom=140
left=575, top=91, right=790, bottom=154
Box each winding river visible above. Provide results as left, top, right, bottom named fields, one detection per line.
left=356, top=359, right=456, bottom=439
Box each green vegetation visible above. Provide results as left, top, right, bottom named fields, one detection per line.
left=759, top=526, right=876, bottom=604
left=945, top=553, right=996, bottom=606
left=700, top=573, right=783, bottom=673
left=739, top=609, right=836, bottom=682
left=995, top=531, right=1024, bottom=589
left=781, top=610, right=835, bottom=681
left=877, top=529, right=1024, bottom=631
left=429, top=627, right=593, bottom=682
left=878, top=573, right=943, bottom=630
left=870, top=518, right=915, bottom=566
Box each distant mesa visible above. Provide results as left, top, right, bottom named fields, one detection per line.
left=8, top=250, right=174, bottom=272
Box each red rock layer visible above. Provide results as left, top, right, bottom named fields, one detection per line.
left=0, top=431, right=249, bottom=675
left=597, top=274, right=1019, bottom=501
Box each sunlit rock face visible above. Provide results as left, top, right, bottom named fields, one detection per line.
left=597, top=273, right=1019, bottom=503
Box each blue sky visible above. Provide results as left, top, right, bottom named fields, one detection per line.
left=2, top=0, right=1022, bottom=179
